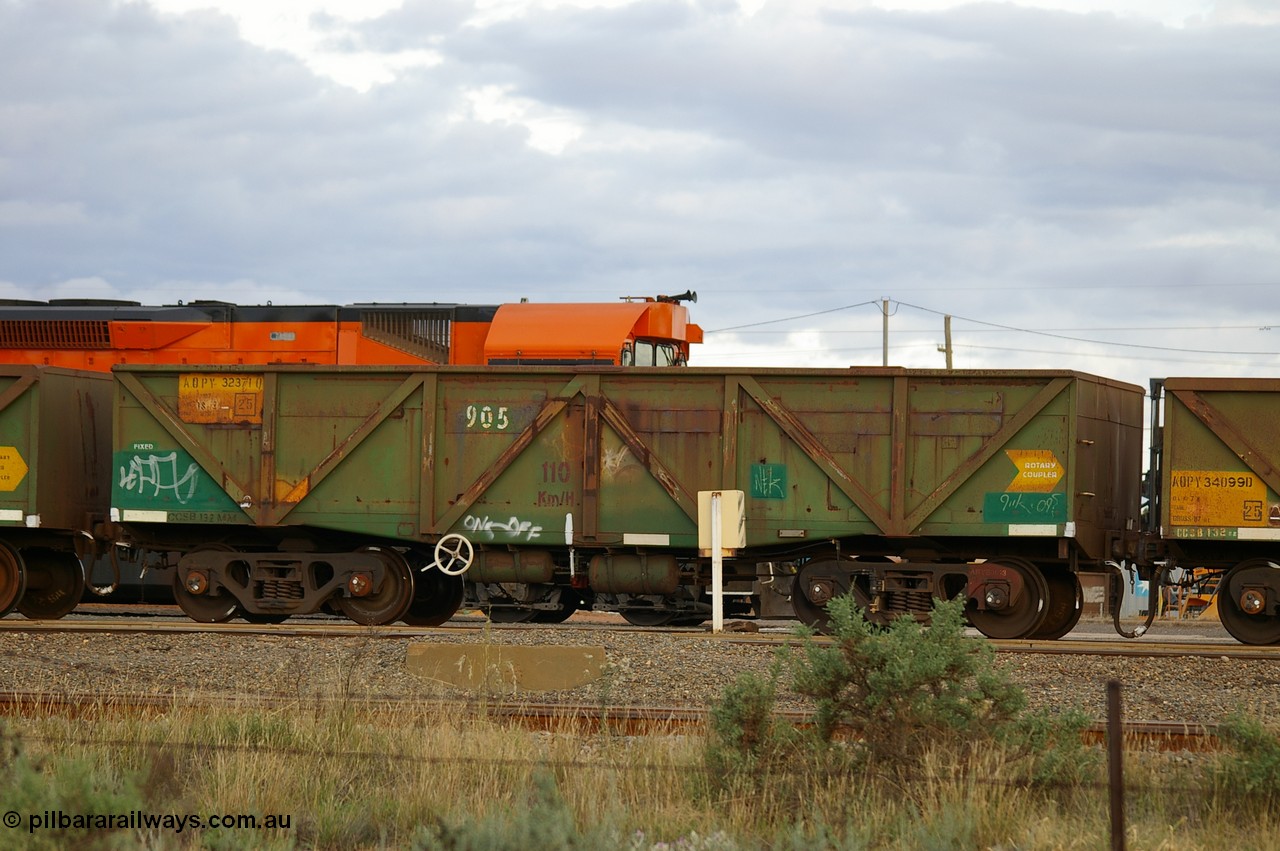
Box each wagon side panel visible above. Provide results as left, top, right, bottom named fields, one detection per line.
left=1161, top=378, right=1280, bottom=555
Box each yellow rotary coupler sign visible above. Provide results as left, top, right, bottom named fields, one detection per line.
left=1004, top=450, right=1064, bottom=493
left=1169, top=470, right=1271, bottom=527
left=178, top=374, right=265, bottom=424
left=0, top=446, right=28, bottom=492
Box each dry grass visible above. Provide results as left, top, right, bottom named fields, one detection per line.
left=2, top=661, right=1278, bottom=850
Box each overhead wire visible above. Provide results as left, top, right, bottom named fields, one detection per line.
left=705, top=297, right=1280, bottom=357
left=894, top=300, right=1280, bottom=356
left=707, top=299, right=880, bottom=332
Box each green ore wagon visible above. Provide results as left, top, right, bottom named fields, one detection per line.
left=111, top=365, right=1143, bottom=638
left=1154, top=378, right=1280, bottom=644
left=0, top=366, right=113, bottom=619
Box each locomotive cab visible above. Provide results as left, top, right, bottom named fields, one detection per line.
left=482, top=293, right=702, bottom=367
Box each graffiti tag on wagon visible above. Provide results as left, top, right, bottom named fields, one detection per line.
left=983, top=491, right=1067, bottom=524
left=118, top=449, right=201, bottom=503
left=751, top=463, right=787, bottom=500
left=112, top=445, right=242, bottom=513
left=463, top=514, right=543, bottom=541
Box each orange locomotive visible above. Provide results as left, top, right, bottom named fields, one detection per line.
left=0, top=292, right=702, bottom=370
left=0, top=292, right=700, bottom=615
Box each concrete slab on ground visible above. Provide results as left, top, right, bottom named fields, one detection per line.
left=406, top=643, right=606, bottom=691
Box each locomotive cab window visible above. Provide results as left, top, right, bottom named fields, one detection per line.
left=622, top=342, right=677, bottom=367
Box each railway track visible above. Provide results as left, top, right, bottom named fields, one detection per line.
left=0, top=690, right=1219, bottom=752
left=3, top=614, right=1275, bottom=659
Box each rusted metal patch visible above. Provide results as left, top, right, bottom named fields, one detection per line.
left=178, top=373, right=264, bottom=424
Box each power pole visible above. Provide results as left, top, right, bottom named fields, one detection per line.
left=937, top=314, right=953, bottom=369
left=881, top=298, right=890, bottom=366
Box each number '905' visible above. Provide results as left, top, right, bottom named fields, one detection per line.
left=466, top=405, right=510, bottom=431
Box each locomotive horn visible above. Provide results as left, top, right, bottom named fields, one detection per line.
left=657, top=290, right=697, bottom=304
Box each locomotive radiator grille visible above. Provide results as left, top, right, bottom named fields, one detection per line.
left=0, top=319, right=111, bottom=349
left=361, top=309, right=452, bottom=363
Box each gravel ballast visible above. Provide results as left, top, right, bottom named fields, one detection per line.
left=2, top=614, right=1277, bottom=724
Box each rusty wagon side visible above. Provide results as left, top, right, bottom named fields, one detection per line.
left=110, top=364, right=1144, bottom=638
left=0, top=366, right=113, bottom=618
left=1155, top=377, right=1280, bottom=644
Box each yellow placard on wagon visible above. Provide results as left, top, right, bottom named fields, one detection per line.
left=1004, top=450, right=1064, bottom=493
left=0, top=446, right=28, bottom=492
left=178, top=374, right=264, bottom=424
left=1169, top=470, right=1268, bottom=527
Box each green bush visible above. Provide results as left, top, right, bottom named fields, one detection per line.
left=704, top=594, right=1098, bottom=798
left=703, top=663, right=798, bottom=786
left=1206, top=711, right=1280, bottom=810
left=411, top=769, right=587, bottom=850
left=790, top=594, right=1025, bottom=771
left=0, top=722, right=149, bottom=851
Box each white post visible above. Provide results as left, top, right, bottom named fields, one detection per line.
left=711, top=491, right=724, bottom=633
left=565, top=512, right=575, bottom=579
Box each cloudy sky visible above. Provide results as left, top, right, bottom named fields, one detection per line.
left=2, top=0, right=1278, bottom=387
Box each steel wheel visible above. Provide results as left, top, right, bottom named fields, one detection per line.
left=1030, top=569, right=1083, bottom=640
left=173, top=567, right=239, bottom=623
left=1218, top=560, right=1280, bottom=646
left=174, top=544, right=240, bottom=623
left=0, top=541, right=27, bottom=618
left=15, top=549, right=85, bottom=620
left=402, top=569, right=465, bottom=626
left=792, top=559, right=870, bottom=633
left=620, top=608, right=677, bottom=626
left=967, top=559, right=1049, bottom=640
left=336, top=547, right=415, bottom=626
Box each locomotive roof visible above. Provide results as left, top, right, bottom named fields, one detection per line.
left=0, top=300, right=500, bottom=323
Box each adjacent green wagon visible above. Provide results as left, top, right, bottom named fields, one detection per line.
left=1156, top=377, right=1280, bottom=644
left=111, top=365, right=1144, bottom=637
left=0, top=366, right=112, bottom=619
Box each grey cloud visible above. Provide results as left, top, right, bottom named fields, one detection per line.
left=0, top=0, right=1278, bottom=385
left=319, top=0, right=474, bottom=52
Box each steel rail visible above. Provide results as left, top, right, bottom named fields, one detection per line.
left=1, top=616, right=1276, bottom=659
left=0, top=690, right=1219, bottom=751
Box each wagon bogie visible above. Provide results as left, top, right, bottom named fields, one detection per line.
left=169, top=545, right=417, bottom=625
left=789, top=555, right=1078, bottom=640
